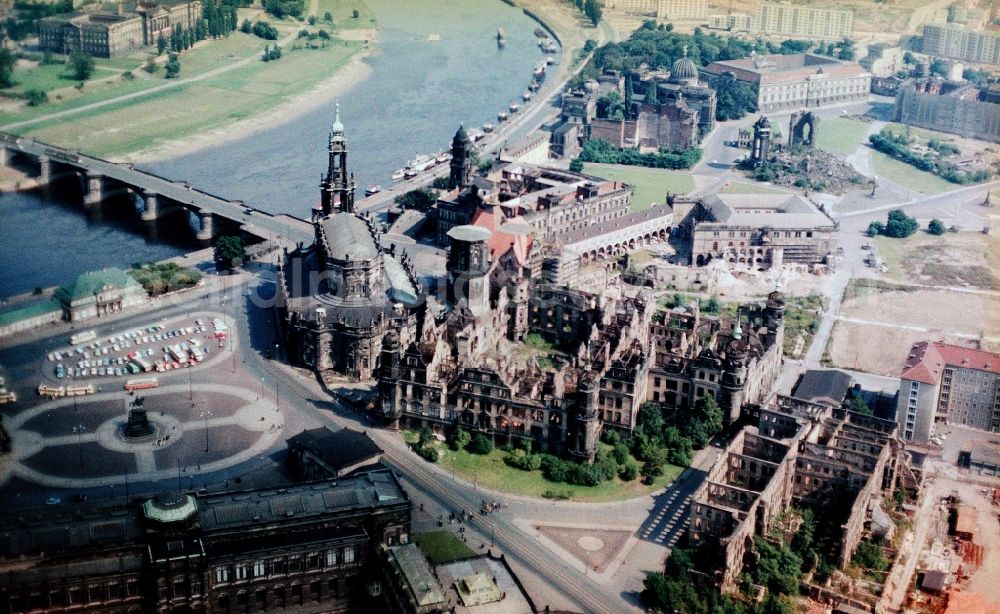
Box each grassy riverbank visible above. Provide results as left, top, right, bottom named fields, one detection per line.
left=0, top=1, right=374, bottom=158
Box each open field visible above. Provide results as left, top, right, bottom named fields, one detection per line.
left=403, top=432, right=682, bottom=502
left=815, top=117, right=870, bottom=156
left=874, top=232, right=1000, bottom=290
left=870, top=150, right=956, bottom=195
left=826, top=279, right=1000, bottom=375
left=582, top=163, right=695, bottom=212
left=21, top=39, right=362, bottom=157
left=1, top=5, right=371, bottom=157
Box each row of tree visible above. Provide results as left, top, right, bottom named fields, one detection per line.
left=868, top=129, right=992, bottom=185
left=866, top=208, right=945, bottom=239
left=573, top=138, right=702, bottom=170
left=569, top=0, right=602, bottom=27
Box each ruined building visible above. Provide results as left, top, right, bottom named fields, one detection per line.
left=647, top=291, right=786, bottom=424
left=689, top=396, right=911, bottom=592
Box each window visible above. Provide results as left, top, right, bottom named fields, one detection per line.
left=253, top=560, right=266, bottom=577
left=215, top=567, right=230, bottom=584
left=235, top=564, right=248, bottom=581
left=343, top=545, right=355, bottom=564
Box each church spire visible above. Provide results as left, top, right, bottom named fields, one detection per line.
left=320, top=102, right=355, bottom=216
left=449, top=124, right=472, bottom=190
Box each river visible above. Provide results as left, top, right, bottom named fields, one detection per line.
left=0, top=0, right=552, bottom=298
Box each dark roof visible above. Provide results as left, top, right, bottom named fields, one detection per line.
left=287, top=427, right=384, bottom=473
left=922, top=570, right=950, bottom=592
left=793, top=369, right=852, bottom=407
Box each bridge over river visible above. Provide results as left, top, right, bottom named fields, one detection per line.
left=0, top=133, right=315, bottom=246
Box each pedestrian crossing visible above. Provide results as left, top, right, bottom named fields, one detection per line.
left=639, top=487, right=690, bottom=548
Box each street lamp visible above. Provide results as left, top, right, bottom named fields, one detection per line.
left=72, top=424, right=86, bottom=468
left=274, top=378, right=279, bottom=411
left=200, top=410, right=212, bottom=453
left=260, top=377, right=265, bottom=400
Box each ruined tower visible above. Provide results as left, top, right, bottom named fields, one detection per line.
left=377, top=329, right=404, bottom=429
left=446, top=225, right=492, bottom=315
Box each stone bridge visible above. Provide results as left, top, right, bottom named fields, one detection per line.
left=0, top=133, right=313, bottom=245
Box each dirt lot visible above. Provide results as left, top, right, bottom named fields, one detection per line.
left=875, top=232, right=1000, bottom=290
left=826, top=282, right=1000, bottom=376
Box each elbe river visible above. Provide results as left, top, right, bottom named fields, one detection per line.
left=0, top=0, right=551, bottom=298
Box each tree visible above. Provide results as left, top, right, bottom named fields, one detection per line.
left=850, top=395, right=873, bottom=416
left=583, top=0, right=602, bottom=26
left=469, top=433, right=493, bottom=455
left=240, top=18, right=252, bottom=33
left=929, top=58, right=948, bottom=76
left=213, top=235, right=245, bottom=270
left=927, top=218, right=945, bottom=235
left=157, top=32, right=167, bottom=55
left=394, top=188, right=436, bottom=211
left=644, top=80, right=657, bottom=104
left=69, top=52, right=95, bottom=81
left=884, top=208, right=919, bottom=238
left=164, top=54, right=181, bottom=78
left=619, top=460, right=640, bottom=481
left=867, top=221, right=884, bottom=237
left=902, top=51, right=916, bottom=65
left=0, top=48, right=16, bottom=88
left=323, top=11, right=333, bottom=21
left=418, top=425, right=435, bottom=449
left=24, top=89, right=48, bottom=106
left=596, top=91, right=625, bottom=120
left=172, top=26, right=182, bottom=52
left=448, top=426, right=471, bottom=451
left=308, top=14, right=316, bottom=25
left=569, top=158, right=584, bottom=172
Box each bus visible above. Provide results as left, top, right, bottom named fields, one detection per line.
left=70, top=330, right=97, bottom=346
left=190, top=347, right=204, bottom=362
left=38, top=384, right=66, bottom=398
left=125, top=378, right=159, bottom=391
left=126, top=361, right=143, bottom=375
left=135, top=357, right=154, bottom=373
left=168, top=345, right=187, bottom=363
left=65, top=384, right=95, bottom=396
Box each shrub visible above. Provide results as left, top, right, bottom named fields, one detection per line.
left=24, top=89, right=48, bottom=106
left=417, top=446, right=439, bottom=463
left=884, top=208, right=918, bottom=238
left=240, top=18, right=252, bottom=33
left=540, top=454, right=568, bottom=482
left=469, top=433, right=493, bottom=455
left=927, top=218, right=945, bottom=236
left=504, top=449, right=542, bottom=471
left=542, top=489, right=573, bottom=500
left=323, top=11, right=333, bottom=21
left=447, top=426, right=470, bottom=451
left=252, top=21, right=280, bottom=40
left=619, top=460, right=640, bottom=481
left=867, top=221, right=884, bottom=237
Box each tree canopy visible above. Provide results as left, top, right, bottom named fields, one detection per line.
left=213, top=235, right=245, bottom=270
left=68, top=52, right=95, bottom=81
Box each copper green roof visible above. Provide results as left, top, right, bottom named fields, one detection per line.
left=55, top=268, right=142, bottom=302
left=0, top=299, right=61, bottom=327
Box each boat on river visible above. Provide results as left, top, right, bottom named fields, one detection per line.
left=365, top=185, right=382, bottom=196
left=497, top=111, right=508, bottom=122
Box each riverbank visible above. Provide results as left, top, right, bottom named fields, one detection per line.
left=119, top=34, right=375, bottom=164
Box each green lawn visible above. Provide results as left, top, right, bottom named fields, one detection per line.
left=582, top=163, right=695, bottom=212
left=410, top=434, right=683, bottom=503
left=869, top=150, right=956, bottom=195
left=412, top=531, right=476, bottom=565
left=815, top=117, right=870, bottom=156
left=316, top=0, right=376, bottom=28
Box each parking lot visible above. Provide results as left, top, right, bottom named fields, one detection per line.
left=44, top=317, right=229, bottom=384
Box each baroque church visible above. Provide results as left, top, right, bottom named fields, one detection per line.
left=277, top=106, right=424, bottom=382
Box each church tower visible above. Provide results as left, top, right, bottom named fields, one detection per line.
left=320, top=103, right=356, bottom=215
left=449, top=124, right=472, bottom=189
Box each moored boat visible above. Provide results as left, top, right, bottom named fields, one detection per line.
left=482, top=123, right=494, bottom=133
left=365, top=185, right=382, bottom=196
left=497, top=111, right=508, bottom=122
left=522, top=91, right=532, bottom=101
left=509, top=102, right=519, bottom=113
left=391, top=169, right=406, bottom=182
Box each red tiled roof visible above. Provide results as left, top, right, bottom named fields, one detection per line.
left=471, top=206, right=531, bottom=267
left=901, top=342, right=1000, bottom=384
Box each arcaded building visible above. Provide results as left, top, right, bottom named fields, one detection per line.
left=38, top=0, right=202, bottom=58
left=896, top=342, right=1000, bottom=444
left=701, top=53, right=870, bottom=114
left=278, top=110, right=424, bottom=382
left=894, top=80, right=1000, bottom=144
left=647, top=292, right=786, bottom=424
left=689, top=396, right=910, bottom=592
left=672, top=192, right=836, bottom=268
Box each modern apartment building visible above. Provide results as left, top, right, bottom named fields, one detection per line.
left=753, top=1, right=854, bottom=39
left=896, top=342, right=1000, bottom=444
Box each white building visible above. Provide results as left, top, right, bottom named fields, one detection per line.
left=753, top=1, right=854, bottom=39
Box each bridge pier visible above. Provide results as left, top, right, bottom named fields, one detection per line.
left=196, top=211, right=215, bottom=242
left=38, top=155, right=52, bottom=184
left=139, top=190, right=159, bottom=221
left=83, top=173, right=104, bottom=205
left=0, top=147, right=9, bottom=168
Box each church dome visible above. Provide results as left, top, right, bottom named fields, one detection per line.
left=670, top=56, right=698, bottom=84
left=142, top=492, right=198, bottom=524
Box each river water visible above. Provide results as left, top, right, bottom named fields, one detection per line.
left=0, top=0, right=550, bottom=298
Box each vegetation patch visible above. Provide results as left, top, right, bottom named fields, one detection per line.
left=573, top=139, right=701, bottom=171
left=582, top=163, right=695, bottom=212
left=129, top=262, right=201, bottom=295
left=412, top=531, right=475, bottom=565
left=869, top=127, right=992, bottom=186
left=815, top=117, right=870, bottom=156
left=782, top=294, right=825, bottom=358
